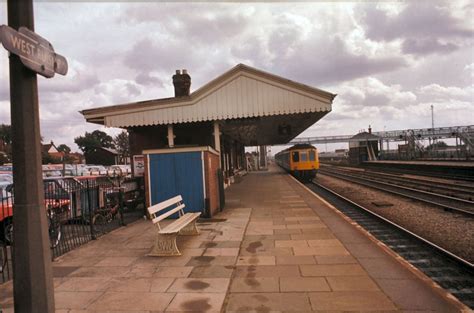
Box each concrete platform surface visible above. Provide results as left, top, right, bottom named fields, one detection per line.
left=0, top=166, right=467, bottom=312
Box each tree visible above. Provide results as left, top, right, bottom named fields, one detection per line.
left=74, top=130, right=115, bottom=164
left=42, top=152, right=61, bottom=164
left=57, top=144, right=71, bottom=154
left=114, top=131, right=129, bottom=158
left=0, top=124, right=12, bottom=162
left=75, top=130, right=115, bottom=155
left=0, top=124, right=12, bottom=146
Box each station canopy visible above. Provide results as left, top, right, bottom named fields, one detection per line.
left=81, top=64, right=336, bottom=146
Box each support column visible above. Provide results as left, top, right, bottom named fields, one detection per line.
left=167, top=124, right=174, bottom=147
left=8, top=1, right=55, bottom=312
left=259, top=145, right=267, bottom=168
left=213, top=121, right=221, bottom=152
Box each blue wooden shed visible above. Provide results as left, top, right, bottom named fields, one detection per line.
left=144, top=146, right=220, bottom=217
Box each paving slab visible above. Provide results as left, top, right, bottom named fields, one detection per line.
left=0, top=165, right=466, bottom=312
left=87, top=291, right=175, bottom=311
left=280, top=277, right=330, bottom=292
left=222, top=166, right=464, bottom=312
left=189, top=265, right=235, bottom=278
left=167, top=278, right=230, bottom=293
left=226, top=292, right=312, bottom=311
left=165, top=292, right=226, bottom=312
left=230, top=277, right=280, bottom=293
left=308, top=291, right=396, bottom=311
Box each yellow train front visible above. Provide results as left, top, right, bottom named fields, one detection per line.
left=275, top=144, right=319, bottom=180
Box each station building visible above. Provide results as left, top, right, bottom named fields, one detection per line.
left=81, top=64, right=336, bottom=216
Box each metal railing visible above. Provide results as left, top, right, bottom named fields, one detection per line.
left=0, top=176, right=145, bottom=283
left=289, top=125, right=474, bottom=144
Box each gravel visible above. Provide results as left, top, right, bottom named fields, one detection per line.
left=315, top=174, right=474, bottom=264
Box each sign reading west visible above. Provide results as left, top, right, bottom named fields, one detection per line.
left=0, top=25, right=68, bottom=78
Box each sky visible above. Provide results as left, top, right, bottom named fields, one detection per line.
left=0, top=1, right=473, bottom=153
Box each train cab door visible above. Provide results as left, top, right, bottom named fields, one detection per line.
left=291, top=151, right=299, bottom=170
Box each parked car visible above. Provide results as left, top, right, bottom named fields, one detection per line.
left=0, top=174, right=13, bottom=190
left=1, top=181, right=70, bottom=246
left=43, top=170, right=63, bottom=178
left=83, top=165, right=107, bottom=176
left=64, top=164, right=89, bottom=176
left=107, top=165, right=131, bottom=177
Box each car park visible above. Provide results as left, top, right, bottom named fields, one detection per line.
left=83, top=165, right=107, bottom=176
left=107, top=165, right=131, bottom=177
left=1, top=179, right=71, bottom=245
left=0, top=174, right=13, bottom=190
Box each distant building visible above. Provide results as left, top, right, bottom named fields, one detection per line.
left=348, top=128, right=380, bottom=164
left=42, top=141, right=64, bottom=161
left=85, top=147, right=120, bottom=166
left=68, top=152, right=85, bottom=164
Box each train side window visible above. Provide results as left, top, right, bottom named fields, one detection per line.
left=309, top=150, right=316, bottom=161
left=292, top=151, right=299, bottom=162
left=300, top=152, right=308, bottom=162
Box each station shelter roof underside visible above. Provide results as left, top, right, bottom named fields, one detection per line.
left=81, top=64, right=336, bottom=146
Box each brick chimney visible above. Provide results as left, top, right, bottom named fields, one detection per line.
left=172, top=69, right=191, bottom=97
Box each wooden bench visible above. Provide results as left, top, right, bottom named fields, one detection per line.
left=147, top=195, right=201, bottom=256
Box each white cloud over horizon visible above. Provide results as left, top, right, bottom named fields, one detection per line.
left=0, top=1, right=473, bottom=153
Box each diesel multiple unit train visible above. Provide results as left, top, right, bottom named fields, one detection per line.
left=275, top=144, right=319, bottom=180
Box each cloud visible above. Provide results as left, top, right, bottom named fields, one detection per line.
left=93, top=79, right=143, bottom=105
left=360, top=3, right=473, bottom=56
left=401, top=38, right=459, bottom=55
left=362, top=3, right=473, bottom=41
left=121, top=3, right=252, bottom=45
left=417, top=83, right=474, bottom=102
left=275, top=36, right=407, bottom=86
left=0, top=82, right=7, bottom=102
left=322, top=77, right=417, bottom=126
left=464, top=63, right=474, bottom=78
left=135, top=73, right=165, bottom=87
left=1, top=2, right=472, bottom=153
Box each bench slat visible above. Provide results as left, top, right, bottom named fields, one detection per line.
left=148, top=195, right=183, bottom=215
left=160, top=212, right=201, bottom=234
left=151, top=204, right=185, bottom=224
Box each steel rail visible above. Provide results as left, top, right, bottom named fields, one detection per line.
left=320, top=168, right=474, bottom=206
left=318, top=169, right=474, bottom=217
left=308, top=181, right=474, bottom=308
left=323, top=166, right=474, bottom=199
left=310, top=181, right=474, bottom=269
left=361, top=165, right=474, bottom=183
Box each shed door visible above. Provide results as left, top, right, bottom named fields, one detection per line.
left=149, top=152, right=204, bottom=215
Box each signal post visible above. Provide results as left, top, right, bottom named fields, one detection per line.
left=1, top=1, right=68, bottom=312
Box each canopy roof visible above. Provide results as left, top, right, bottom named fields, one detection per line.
left=81, top=64, right=335, bottom=128
left=81, top=64, right=336, bottom=145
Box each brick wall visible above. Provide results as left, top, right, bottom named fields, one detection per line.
left=204, top=151, right=220, bottom=217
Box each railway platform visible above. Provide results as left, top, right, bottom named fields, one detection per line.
left=0, top=165, right=468, bottom=312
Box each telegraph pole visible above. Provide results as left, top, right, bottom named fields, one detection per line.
left=431, top=104, right=436, bottom=153
left=8, top=0, right=55, bottom=312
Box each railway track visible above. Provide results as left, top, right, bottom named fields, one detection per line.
left=360, top=165, right=474, bottom=183
left=318, top=168, right=474, bottom=217
left=306, top=181, right=474, bottom=309
left=322, top=165, right=474, bottom=200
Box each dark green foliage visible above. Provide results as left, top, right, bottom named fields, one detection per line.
left=113, top=131, right=129, bottom=158
left=57, top=144, right=71, bottom=154
left=74, top=130, right=115, bottom=164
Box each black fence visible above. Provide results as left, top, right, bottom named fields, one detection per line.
left=0, top=176, right=146, bottom=283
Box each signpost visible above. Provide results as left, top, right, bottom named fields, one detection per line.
left=0, top=24, right=68, bottom=77
left=1, top=1, right=68, bottom=312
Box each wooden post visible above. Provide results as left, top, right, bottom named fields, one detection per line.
left=8, top=0, right=55, bottom=312
left=167, top=124, right=174, bottom=147
left=213, top=121, right=221, bottom=152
